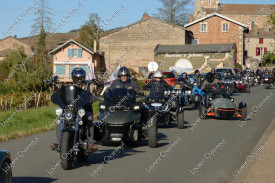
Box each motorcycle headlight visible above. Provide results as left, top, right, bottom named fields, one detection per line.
left=186, top=90, right=192, bottom=95
left=240, top=81, right=243, bottom=83
left=64, top=111, right=73, bottom=120
left=209, top=98, right=213, bottom=101
left=230, top=98, right=234, bottom=102
left=78, top=109, right=85, bottom=117
left=265, top=78, right=268, bottom=81
left=194, top=83, right=198, bottom=86
left=99, top=104, right=106, bottom=110
left=55, top=108, right=62, bottom=116
left=133, top=105, right=140, bottom=110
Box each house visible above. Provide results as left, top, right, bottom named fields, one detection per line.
left=192, top=0, right=274, bottom=30
left=99, top=14, right=193, bottom=73
left=0, top=36, right=34, bottom=60
left=184, top=13, right=248, bottom=65
left=244, top=27, right=275, bottom=69
left=154, top=43, right=237, bottom=74
left=49, top=39, right=105, bottom=83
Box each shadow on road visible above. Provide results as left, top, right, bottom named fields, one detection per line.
left=13, top=177, right=57, bottom=183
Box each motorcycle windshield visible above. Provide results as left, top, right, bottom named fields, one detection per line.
left=104, top=88, right=136, bottom=107
left=51, top=85, right=93, bottom=108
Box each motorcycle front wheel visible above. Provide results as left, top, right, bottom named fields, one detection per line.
left=60, top=132, right=74, bottom=170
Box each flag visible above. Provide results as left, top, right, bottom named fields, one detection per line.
left=105, top=65, right=120, bottom=87
left=86, top=59, right=96, bottom=80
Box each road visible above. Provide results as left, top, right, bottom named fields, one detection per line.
left=1, top=85, right=275, bottom=183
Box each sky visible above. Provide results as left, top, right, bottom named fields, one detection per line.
left=0, top=0, right=274, bottom=39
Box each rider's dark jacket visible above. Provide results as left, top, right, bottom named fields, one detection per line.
left=109, top=79, right=144, bottom=96
left=143, top=79, right=172, bottom=93
left=201, top=79, right=220, bottom=91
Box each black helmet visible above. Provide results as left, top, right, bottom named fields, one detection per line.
left=182, top=72, right=187, bottom=78
left=211, top=68, right=215, bottom=73
left=195, top=69, right=200, bottom=75
left=117, top=67, right=130, bottom=77
left=205, top=72, right=214, bottom=83
left=72, top=67, right=86, bottom=84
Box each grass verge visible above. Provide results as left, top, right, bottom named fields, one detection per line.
left=0, top=102, right=100, bottom=142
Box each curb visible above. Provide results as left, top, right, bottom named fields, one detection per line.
left=231, top=115, right=275, bottom=183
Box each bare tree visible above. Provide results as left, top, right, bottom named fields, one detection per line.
left=156, top=0, right=191, bottom=26
left=31, top=0, right=54, bottom=35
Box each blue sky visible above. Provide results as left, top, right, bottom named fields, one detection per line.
left=0, top=0, right=273, bottom=39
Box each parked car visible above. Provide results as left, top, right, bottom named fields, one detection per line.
left=146, top=71, right=178, bottom=86
left=0, top=150, right=12, bottom=183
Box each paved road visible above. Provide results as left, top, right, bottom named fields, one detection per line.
left=1, top=85, right=275, bottom=183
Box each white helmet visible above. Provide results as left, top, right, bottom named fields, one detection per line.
left=153, top=71, right=163, bottom=78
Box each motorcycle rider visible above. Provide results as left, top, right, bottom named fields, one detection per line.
left=109, top=67, right=144, bottom=95
left=50, top=68, right=98, bottom=153
left=201, top=72, right=220, bottom=91
left=182, top=72, right=192, bottom=86
left=143, top=71, right=172, bottom=92
left=193, top=69, right=203, bottom=86
left=211, top=68, right=218, bottom=79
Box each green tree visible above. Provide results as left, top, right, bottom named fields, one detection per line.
left=78, top=13, right=104, bottom=48
left=155, top=0, right=191, bottom=26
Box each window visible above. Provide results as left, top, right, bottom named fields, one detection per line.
left=222, top=23, right=229, bottom=32
left=259, top=38, right=263, bottom=44
left=55, top=65, right=66, bottom=75
left=264, top=47, right=267, bottom=54
left=192, top=39, right=199, bottom=44
left=68, top=49, right=83, bottom=58
left=256, top=47, right=260, bottom=56
left=200, top=23, right=207, bottom=32
left=139, top=67, right=148, bottom=74
left=69, top=65, right=76, bottom=79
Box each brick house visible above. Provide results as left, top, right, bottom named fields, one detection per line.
left=0, top=36, right=34, bottom=60
left=192, top=0, right=274, bottom=30
left=184, top=13, right=248, bottom=65
left=245, top=28, right=275, bottom=69
left=49, top=39, right=104, bottom=83
left=99, top=14, right=192, bottom=74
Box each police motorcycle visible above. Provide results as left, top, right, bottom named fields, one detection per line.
left=96, top=88, right=158, bottom=148
left=45, top=75, right=94, bottom=170
left=170, top=83, right=185, bottom=129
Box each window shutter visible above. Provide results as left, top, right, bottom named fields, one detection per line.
left=78, top=49, right=82, bottom=58
left=56, top=66, right=66, bottom=75
left=259, top=38, right=263, bottom=44
left=264, top=47, right=267, bottom=53
left=68, top=49, right=73, bottom=57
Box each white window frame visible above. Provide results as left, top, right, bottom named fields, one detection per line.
left=200, top=23, right=207, bottom=32
left=222, top=23, right=229, bottom=32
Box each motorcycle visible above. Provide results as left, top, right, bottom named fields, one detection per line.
left=235, top=78, right=250, bottom=93
left=145, top=90, right=171, bottom=127
left=261, top=75, right=273, bottom=89
left=97, top=88, right=158, bottom=148
left=46, top=76, right=94, bottom=170
left=182, top=82, right=202, bottom=108
left=170, top=84, right=185, bottom=129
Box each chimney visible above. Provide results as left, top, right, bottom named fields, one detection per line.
left=142, top=13, right=149, bottom=20
left=189, top=14, right=193, bottom=23
left=94, top=40, right=97, bottom=53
